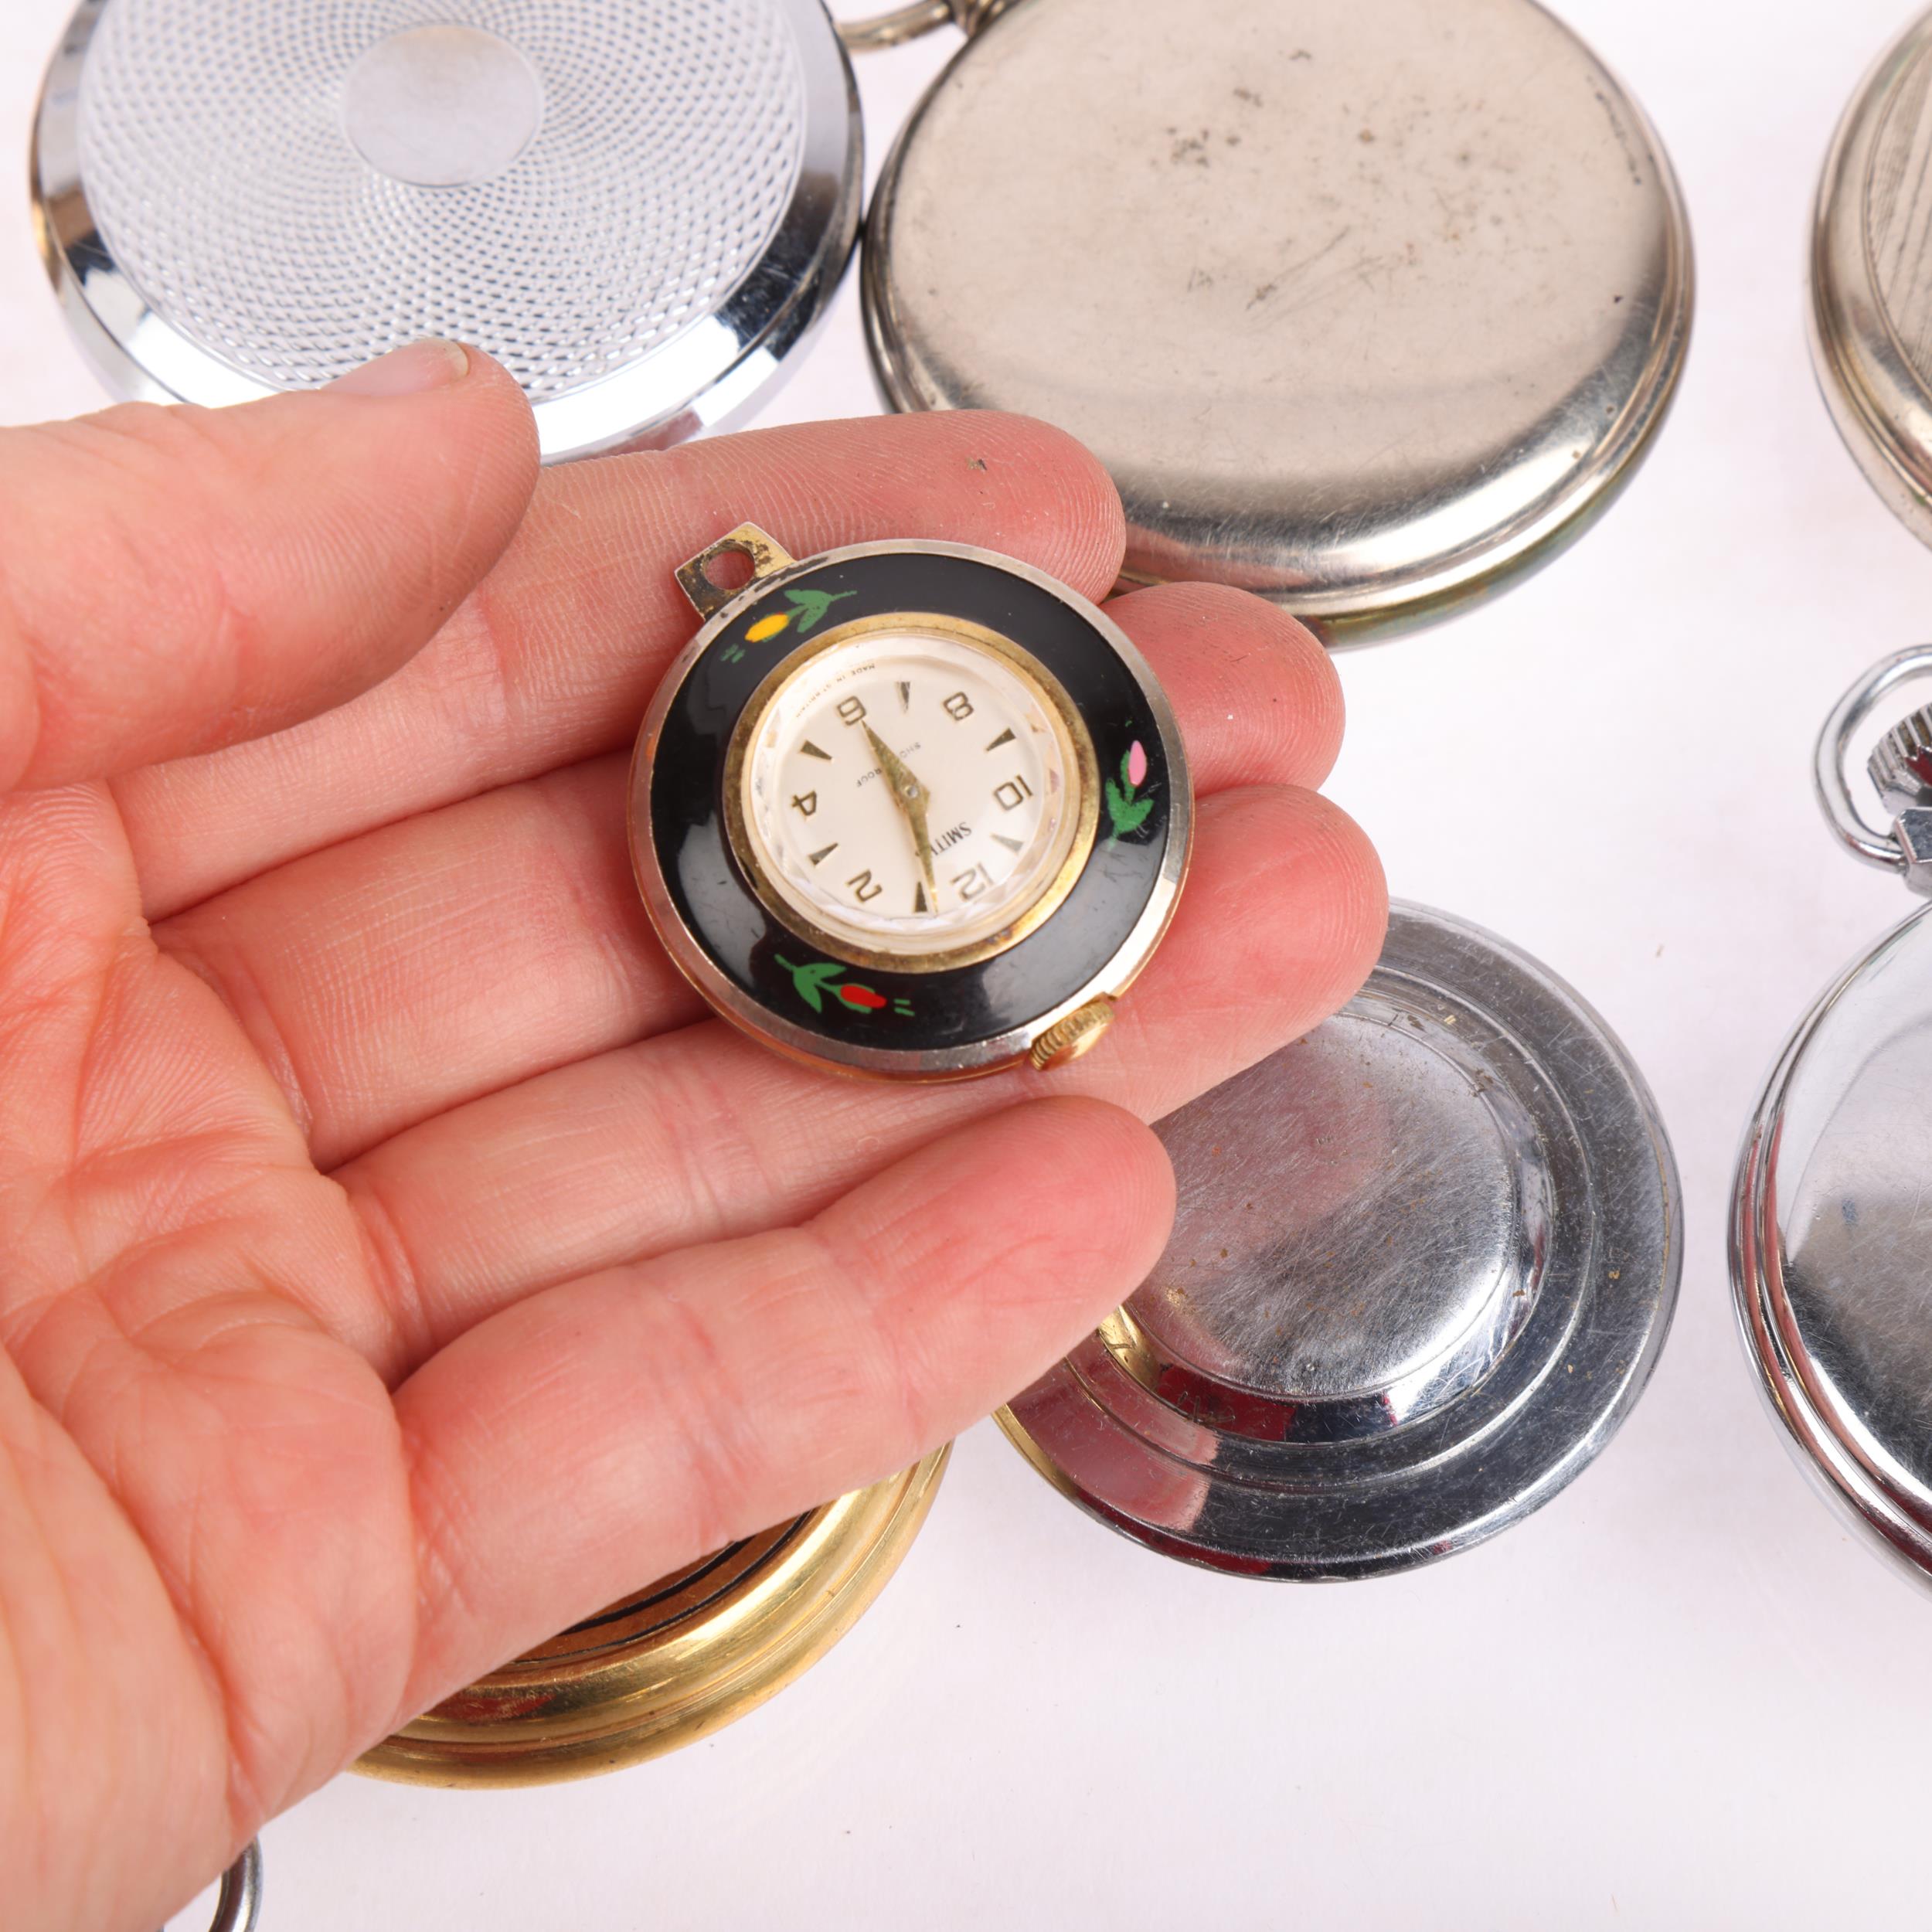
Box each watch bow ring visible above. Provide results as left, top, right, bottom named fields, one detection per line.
left=628, top=524, right=1192, bottom=1080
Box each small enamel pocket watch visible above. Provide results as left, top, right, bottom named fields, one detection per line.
left=628, top=525, right=1190, bottom=1079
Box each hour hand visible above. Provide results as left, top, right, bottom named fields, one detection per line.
left=864, top=725, right=937, bottom=896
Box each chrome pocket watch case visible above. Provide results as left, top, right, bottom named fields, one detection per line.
left=32, top=0, right=860, bottom=458
left=1732, top=653, right=1932, bottom=1589
left=864, top=0, right=1693, bottom=641
left=1004, top=902, right=1682, bottom=1577
left=629, top=522, right=1191, bottom=1079
left=1764, top=22, right=1932, bottom=1585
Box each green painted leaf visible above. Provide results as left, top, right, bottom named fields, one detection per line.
left=1106, top=780, right=1155, bottom=838
left=774, top=954, right=843, bottom=1012
left=1120, top=747, right=1137, bottom=788
left=785, top=587, right=857, bottom=634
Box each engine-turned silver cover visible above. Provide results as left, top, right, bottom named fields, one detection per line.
left=32, top=0, right=860, bottom=458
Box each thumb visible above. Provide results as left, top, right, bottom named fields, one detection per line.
left=0, top=340, right=539, bottom=792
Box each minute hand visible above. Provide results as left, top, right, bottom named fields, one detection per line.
left=863, top=724, right=938, bottom=899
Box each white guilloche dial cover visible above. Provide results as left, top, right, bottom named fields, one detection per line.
left=736, top=628, right=1090, bottom=960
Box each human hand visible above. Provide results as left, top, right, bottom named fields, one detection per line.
left=0, top=342, right=1383, bottom=1930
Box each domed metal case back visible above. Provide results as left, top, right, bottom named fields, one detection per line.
left=629, top=523, right=1192, bottom=1080
left=1733, top=648, right=1932, bottom=1590
left=358, top=1450, right=947, bottom=1784
left=32, top=0, right=859, bottom=459
left=1001, top=901, right=1682, bottom=1578
left=863, top=0, right=1693, bottom=642
left=1811, top=7, right=1932, bottom=546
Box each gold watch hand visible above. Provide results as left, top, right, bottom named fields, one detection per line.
left=864, top=724, right=939, bottom=900
left=908, top=798, right=937, bottom=901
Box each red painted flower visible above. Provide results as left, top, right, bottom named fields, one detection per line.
left=837, top=983, right=887, bottom=1010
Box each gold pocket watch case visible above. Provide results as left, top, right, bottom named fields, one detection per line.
left=628, top=523, right=1192, bottom=1080
left=359, top=1450, right=947, bottom=1785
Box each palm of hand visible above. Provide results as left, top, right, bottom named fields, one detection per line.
left=0, top=349, right=1381, bottom=1931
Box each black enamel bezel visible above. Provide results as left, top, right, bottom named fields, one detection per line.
left=635, top=543, right=1185, bottom=1070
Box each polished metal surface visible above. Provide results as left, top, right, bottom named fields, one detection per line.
left=1812, top=7, right=1932, bottom=548
left=341, top=25, right=543, bottom=188
left=1733, top=906, right=1932, bottom=1590
left=33, top=0, right=860, bottom=459
left=1131, top=998, right=1547, bottom=1438
left=1000, top=901, right=1682, bottom=1577
left=864, top=0, right=1692, bottom=642
left=1815, top=644, right=1932, bottom=889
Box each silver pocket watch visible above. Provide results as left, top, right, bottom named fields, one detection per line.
left=1732, top=653, right=1932, bottom=1590
left=29, top=0, right=995, bottom=457
left=865, top=0, right=1693, bottom=641
left=1743, top=2, right=1932, bottom=1589
left=34, top=0, right=865, bottom=457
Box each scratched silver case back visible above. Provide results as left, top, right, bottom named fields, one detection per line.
left=1812, top=6, right=1932, bottom=549
left=863, top=0, right=1693, bottom=642
left=1000, top=902, right=1682, bottom=1579
left=32, top=0, right=860, bottom=460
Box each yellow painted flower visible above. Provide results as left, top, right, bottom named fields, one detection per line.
left=747, top=612, right=791, bottom=642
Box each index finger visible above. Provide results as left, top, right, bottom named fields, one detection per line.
left=0, top=342, right=539, bottom=794
left=118, top=411, right=1128, bottom=918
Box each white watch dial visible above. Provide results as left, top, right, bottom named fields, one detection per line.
left=736, top=626, right=1090, bottom=960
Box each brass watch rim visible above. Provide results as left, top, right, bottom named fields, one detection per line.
left=722, top=610, right=1101, bottom=975
left=355, top=1447, right=948, bottom=1788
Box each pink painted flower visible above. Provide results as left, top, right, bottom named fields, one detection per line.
left=1126, top=740, right=1148, bottom=788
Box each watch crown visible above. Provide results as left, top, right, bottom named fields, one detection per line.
left=1030, top=997, right=1117, bottom=1071
left=1868, top=703, right=1932, bottom=813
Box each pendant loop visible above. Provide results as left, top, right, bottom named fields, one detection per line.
left=1815, top=645, right=1932, bottom=872
left=674, top=524, right=797, bottom=618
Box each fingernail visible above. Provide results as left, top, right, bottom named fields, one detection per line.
left=327, top=339, right=470, bottom=397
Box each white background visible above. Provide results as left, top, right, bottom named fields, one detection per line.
left=5, top=0, right=1931, bottom=1925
